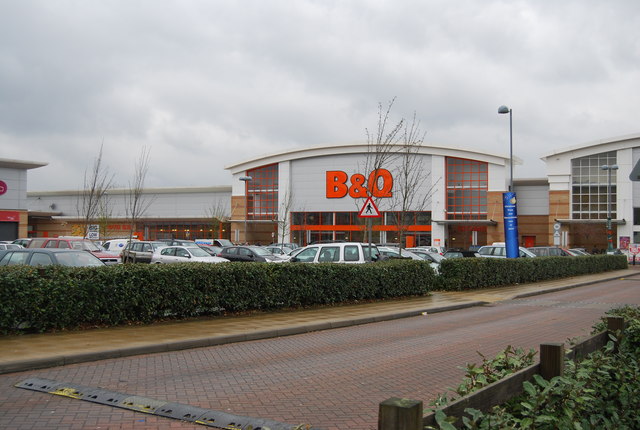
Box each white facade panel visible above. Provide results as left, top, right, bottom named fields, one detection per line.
left=514, top=185, right=549, bottom=216
left=27, top=188, right=232, bottom=219
left=288, top=153, right=435, bottom=213
left=0, top=168, right=28, bottom=210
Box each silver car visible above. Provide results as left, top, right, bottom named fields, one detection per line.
left=150, top=246, right=229, bottom=264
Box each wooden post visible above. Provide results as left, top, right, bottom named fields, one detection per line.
left=607, top=316, right=626, bottom=352
left=540, top=343, right=564, bottom=380
left=378, top=397, right=423, bottom=430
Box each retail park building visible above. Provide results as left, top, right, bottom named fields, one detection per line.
left=2, top=133, right=640, bottom=251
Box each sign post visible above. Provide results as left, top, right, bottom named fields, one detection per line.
left=359, top=197, right=381, bottom=261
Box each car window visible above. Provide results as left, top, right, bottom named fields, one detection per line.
left=318, top=246, right=339, bottom=262
left=44, top=240, right=58, bottom=248
left=239, top=248, right=252, bottom=257
left=30, top=252, right=54, bottom=266
left=478, top=247, right=492, bottom=256
left=3, top=252, right=29, bottom=265
left=160, top=248, right=174, bottom=256
left=189, top=247, right=210, bottom=257
left=70, top=242, right=83, bottom=250
left=224, top=247, right=238, bottom=255
left=143, top=244, right=152, bottom=252
left=295, top=247, right=319, bottom=262
left=344, top=245, right=359, bottom=262
left=176, top=248, right=190, bottom=258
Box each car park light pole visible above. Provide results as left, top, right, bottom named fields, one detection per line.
left=240, top=176, right=252, bottom=244
left=498, top=105, right=513, bottom=191
left=498, top=105, right=519, bottom=258
left=601, top=164, right=618, bottom=253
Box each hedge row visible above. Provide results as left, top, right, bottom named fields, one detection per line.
left=0, top=259, right=438, bottom=333
left=438, top=254, right=628, bottom=291
left=0, top=255, right=627, bottom=333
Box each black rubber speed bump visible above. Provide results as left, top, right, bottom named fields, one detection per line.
left=16, top=377, right=310, bottom=429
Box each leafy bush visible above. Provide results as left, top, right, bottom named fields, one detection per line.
left=438, top=255, right=627, bottom=291
left=428, top=306, right=640, bottom=429
left=0, top=259, right=439, bottom=333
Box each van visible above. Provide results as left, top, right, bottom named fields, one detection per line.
left=102, top=238, right=139, bottom=254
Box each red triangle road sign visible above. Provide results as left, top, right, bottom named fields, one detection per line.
left=358, top=197, right=381, bottom=218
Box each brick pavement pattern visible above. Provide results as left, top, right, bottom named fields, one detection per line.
left=0, top=276, right=639, bottom=429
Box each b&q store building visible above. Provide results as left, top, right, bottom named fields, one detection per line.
left=3, top=133, right=640, bottom=251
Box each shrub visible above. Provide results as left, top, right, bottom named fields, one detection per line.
left=0, top=260, right=439, bottom=333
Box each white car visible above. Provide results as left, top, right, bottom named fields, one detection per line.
left=477, top=244, right=537, bottom=258
left=290, top=242, right=380, bottom=264
left=151, top=246, right=229, bottom=264
left=377, top=246, right=423, bottom=260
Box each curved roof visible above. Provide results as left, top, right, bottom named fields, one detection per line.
left=541, top=132, right=640, bottom=160
left=0, top=158, right=48, bottom=170
left=225, top=142, right=513, bottom=174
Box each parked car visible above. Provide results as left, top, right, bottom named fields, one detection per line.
left=150, top=246, right=229, bottom=264
left=527, top=246, right=573, bottom=257
left=269, top=242, right=300, bottom=250
left=477, top=244, right=537, bottom=258
left=0, top=243, right=23, bottom=250
left=218, top=245, right=284, bottom=263
left=11, top=238, right=32, bottom=248
left=406, top=248, right=447, bottom=264
left=568, top=248, right=590, bottom=256
left=157, top=239, right=198, bottom=247
left=102, top=238, right=138, bottom=255
left=290, top=242, right=381, bottom=264
left=198, top=245, right=223, bottom=256
left=377, top=246, right=423, bottom=260
left=28, top=237, right=121, bottom=265
left=0, top=248, right=105, bottom=267
left=263, top=246, right=293, bottom=257
left=411, top=245, right=446, bottom=255
left=195, top=238, right=234, bottom=247
left=443, top=250, right=480, bottom=258
left=121, top=241, right=168, bottom=263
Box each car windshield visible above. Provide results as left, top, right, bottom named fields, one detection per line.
left=55, top=251, right=105, bottom=267
left=76, top=241, right=101, bottom=252
left=187, top=247, right=211, bottom=257
left=250, top=247, right=272, bottom=256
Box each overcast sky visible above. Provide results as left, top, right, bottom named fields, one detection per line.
left=1, top=0, right=639, bottom=191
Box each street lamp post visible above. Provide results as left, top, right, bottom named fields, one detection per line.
left=498, top=105, right=519, bottom=258
left=601, top=164, right=618, bottom=253
left=239, top=176, right=252, bottom=244
left=498, top=105, right=513, bottom=191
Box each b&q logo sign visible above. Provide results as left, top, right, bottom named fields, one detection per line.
left=326, top=169, right=393, bottom=198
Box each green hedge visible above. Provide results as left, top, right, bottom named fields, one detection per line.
left=0, top=255, right=627, bottom=333
left=0, top=260, right=438, bottom=333
left=438, top=255, right=627, bottom=291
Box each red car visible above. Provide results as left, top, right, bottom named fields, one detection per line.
left=28, top=237, right=121, bottom=265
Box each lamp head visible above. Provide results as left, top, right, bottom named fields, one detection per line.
left=239, top=176, right=253, bottom=182
left=498, top=105, right=511, bottom=114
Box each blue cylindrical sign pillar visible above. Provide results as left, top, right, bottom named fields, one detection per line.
left=503, top=192, right=520, bottom=258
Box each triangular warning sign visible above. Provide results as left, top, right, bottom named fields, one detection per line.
left=358, top=197, right=381, bottom=218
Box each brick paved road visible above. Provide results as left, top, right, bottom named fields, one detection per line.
left=1, top=277, right=639, bottom=429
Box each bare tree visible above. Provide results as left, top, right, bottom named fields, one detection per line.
left=204, top=200, right=230, bottom=239
left=389, top=113, right=440, bottom=250
left=125, top=147, right=154, bottom=244
left=76, top=143, right=114, bottom=238
left=276, top=188, right=294, bottom=247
